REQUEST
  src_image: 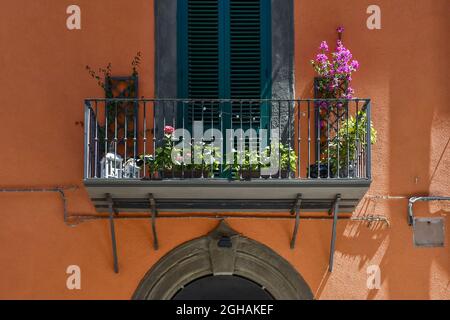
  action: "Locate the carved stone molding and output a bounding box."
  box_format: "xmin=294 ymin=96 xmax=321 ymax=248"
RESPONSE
xmin=132 ymin=221 xmax=313 ymax=300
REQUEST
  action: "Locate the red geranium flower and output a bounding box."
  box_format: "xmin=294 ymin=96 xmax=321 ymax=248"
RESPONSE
xmin=164 ymin=126 xmax=175 ymax=135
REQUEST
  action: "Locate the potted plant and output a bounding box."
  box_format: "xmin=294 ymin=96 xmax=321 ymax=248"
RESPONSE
xmin=181 ymin=142 xmax=221 ymax=178
xmin=260 ymin=143 xmax=297 ymax=179
xmin=328 ymin=110 xmax=377 ymax=178
xmin=155 ymin=125 xmax=179 ymax=179
xmin=308 ymin=27 xmax=377 ymax=178
xmin=228 ymin=148 xmax=261 ymax=180
xmin=139 ymin=126 xmax=176 ymax=179
xmin=228 ymin=143 xmax=297 ymax=180
xmin=140 ymin=126 xmax=222 ymax=179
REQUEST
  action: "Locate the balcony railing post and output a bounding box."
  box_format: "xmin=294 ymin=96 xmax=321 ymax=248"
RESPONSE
xmin=316 ymin=100 xmax=321 ymax=178
xmin=297 ymin=100 xmax=301 ymax=179
xmin=366 ymin=100 xmax=372 ymax=179
xmin=84 ymin=100 xmax=92 ymax=180
xmin=355 ymin=100 xmax=360 ymax=178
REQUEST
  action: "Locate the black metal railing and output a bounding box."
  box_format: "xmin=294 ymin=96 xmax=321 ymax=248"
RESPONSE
xmin=84 ymin=99 xmax=372 ymax=181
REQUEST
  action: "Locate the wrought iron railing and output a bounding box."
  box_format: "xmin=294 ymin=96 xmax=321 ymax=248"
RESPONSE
xmin=84 ymin=99 xmax=372 ymax=181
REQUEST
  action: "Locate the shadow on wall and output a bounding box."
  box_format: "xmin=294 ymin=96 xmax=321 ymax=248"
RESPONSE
xmin=385 ymin=0 xmax=450 ymax=299
xmin=313 ymin=197 xmax=390 ymax=299
xmin=311 ymin=198 xmax=449 ymax=300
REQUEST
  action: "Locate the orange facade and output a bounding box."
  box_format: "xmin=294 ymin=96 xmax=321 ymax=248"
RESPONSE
xmin=0 ymin=0 xmax=448 ymax=299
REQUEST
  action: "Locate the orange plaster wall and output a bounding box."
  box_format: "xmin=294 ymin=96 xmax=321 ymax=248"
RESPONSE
xmin=0 ymin=0 xmax=449 ymax=300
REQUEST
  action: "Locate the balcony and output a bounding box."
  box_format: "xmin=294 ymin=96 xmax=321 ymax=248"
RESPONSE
xmin=83 ymin=98 xmax=372 ymax=214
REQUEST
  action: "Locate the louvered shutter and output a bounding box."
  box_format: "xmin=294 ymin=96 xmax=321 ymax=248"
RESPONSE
xmin=187 ymin=0 xmax=220 ymax=125
xmin=178 ymin=0 xmax=271 ymax=130
xmin=230 ymin=0 xmax=271 ymax=130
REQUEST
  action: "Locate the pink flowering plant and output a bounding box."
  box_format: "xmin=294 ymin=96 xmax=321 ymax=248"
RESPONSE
xmin=155 ymin=126 xmax=179 ymax=171
xmin=310 ymin=27 xmax=377 ymax=177
xmin=140 ymin=126 xmax=178 ymax=176
xmin=311 ymin=31 xmax=359 ymax=99
xmin=311 ymin=27 xmax=361 ymax=161
xmin=312 ymin=27 xmax=361 ymax=152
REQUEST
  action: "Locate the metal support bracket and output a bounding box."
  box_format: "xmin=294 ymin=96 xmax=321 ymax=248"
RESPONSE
xmin=290 ymin=194 xmax=303 ymax=249
xmin=149 ymin=193 xmax=159 ymax=250
xmin=106 ymin=193 xmax=119 ymax=274
xmin=329 ymin=194 xmax=341 ymax=272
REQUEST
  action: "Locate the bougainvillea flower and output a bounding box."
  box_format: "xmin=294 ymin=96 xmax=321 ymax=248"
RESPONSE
xmin=319 ymin=41 xmax=329 ymax=52
xmin=311 ymin=30 xmax=359 ymax=99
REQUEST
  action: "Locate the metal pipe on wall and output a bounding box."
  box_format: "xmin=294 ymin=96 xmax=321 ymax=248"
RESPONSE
xmin=66 ymin=212 xmax=391 ymax=227
xmin=408 ymin=196 xmax=450 ymax=226
xmin=0 ymin=186 xmax=78 ymax=227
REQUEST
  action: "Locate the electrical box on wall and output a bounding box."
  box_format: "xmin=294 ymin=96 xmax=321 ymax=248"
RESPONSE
xmin=413 ymin=218 xmax=445 ymax=248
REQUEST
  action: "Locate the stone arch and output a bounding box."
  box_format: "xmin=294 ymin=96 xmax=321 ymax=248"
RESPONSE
xmin=132 ymin=221 xmax=313 ymax=300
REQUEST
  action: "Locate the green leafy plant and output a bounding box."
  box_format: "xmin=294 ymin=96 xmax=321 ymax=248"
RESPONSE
xmin=187 ymin=143 xmax=222 ymax=177
xmin=229 ymin=143 xmax=298 ymax=179
xmin=327 ymin=110 xmax=377 ymax=177
xmin=85 ymin=51 xmax=141 ymax=96
xmin=141 ymin=126 xmax=179 ymax=174
xmin=86 ymin=52 xmax=142 ymax=158
xmin=279 ymin=143 xmax=298 ymax=172
xmin=171 ymin=141 xmax=222 ymax=177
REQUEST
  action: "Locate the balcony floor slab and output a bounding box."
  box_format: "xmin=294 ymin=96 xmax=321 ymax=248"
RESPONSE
xmin=84 ymin=179 xmax=371 ymax=213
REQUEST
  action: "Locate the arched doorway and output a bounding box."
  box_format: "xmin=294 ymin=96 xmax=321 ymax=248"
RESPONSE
xmin=133 ymin=221 xmax=313 ymax=300
xmin=173 ymin=275 xmax=273 ymax=300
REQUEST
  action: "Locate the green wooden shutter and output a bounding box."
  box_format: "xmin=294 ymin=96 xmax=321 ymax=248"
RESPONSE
xmin=178 ymin=0 xmax=271 ymax=130
xmin=230 ymin=0 xmax=271 ymax=131
xmin=178 ymin=0 xmax=221 ymax=126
